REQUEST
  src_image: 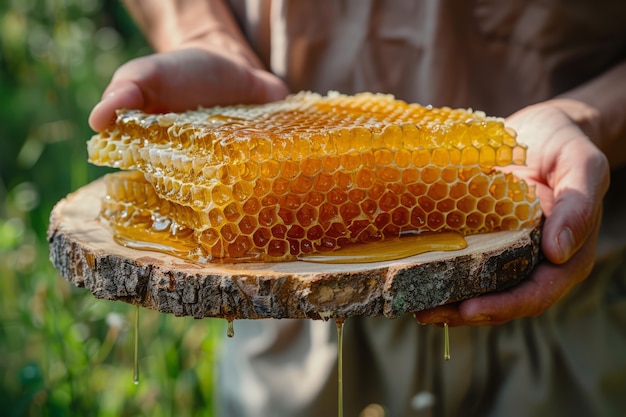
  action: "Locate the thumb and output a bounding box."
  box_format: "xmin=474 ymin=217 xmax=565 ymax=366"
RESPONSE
xmin=539 ymin=132 xmax=609 ymax=265
xmin=88 ymin=82 xmax=144 ymax=132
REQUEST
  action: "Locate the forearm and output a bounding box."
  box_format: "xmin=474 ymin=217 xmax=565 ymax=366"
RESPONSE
xmin=551 ymin=60 xmax=626 ymax=169
xmin=123 ymin=0 xmax=263 ymax=69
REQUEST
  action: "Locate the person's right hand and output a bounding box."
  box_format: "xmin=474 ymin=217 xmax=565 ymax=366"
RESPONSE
xmin=89 ymin=48 xmax=289 ymax=132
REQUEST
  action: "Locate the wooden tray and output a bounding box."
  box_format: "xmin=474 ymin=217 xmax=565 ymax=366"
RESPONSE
xmin=48 ymin=179 xmax=541 ymax=320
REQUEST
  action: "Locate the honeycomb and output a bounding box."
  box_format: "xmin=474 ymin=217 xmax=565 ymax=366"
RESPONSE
xmin=89 ymin=92 xmax=541 ymax=263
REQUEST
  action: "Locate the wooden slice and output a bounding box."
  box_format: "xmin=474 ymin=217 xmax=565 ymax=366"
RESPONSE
xmin=48 ymin=179 xmax=542 ymax=320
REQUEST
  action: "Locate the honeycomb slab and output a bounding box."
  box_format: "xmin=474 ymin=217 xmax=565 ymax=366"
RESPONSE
xmin=88 ymin=92 xmax=541 ymax=262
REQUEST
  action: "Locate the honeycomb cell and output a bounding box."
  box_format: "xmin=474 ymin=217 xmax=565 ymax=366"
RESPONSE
xmin=410 ymin=206 xmax=427 ymax=227
xmin=377 ymin=166 xmax=401 ymax=182
xmin=431 ymin=148 xmax=450 ymax=166
xmin=287 ymin=225 xmax=306 ymax=239
xmin=253 ymin=178 xmax=271 ymax=198
xmin=348 ymin=188 xmax=367 ymax=203
xmin=238 ymin=215 xmax=257 ymax=234
xmin=328 ymin=188 xmax=348 ymax=205
xmin=465 ymin=212 xmax=484 ymax=230
xmin=401 ymin=168 xmax=420 ymax=184
xmin=440 ymin=167 xmax=458 ymax=183
xmin=296 ymin=204 xmax=317 ymax=227
xmin=374 ymin=212 xmax=391 ymax=229
xmin=314 ymin=172 xmax=334 ymax=192
xmin=272 ymin=177 xmax=290 ymax=195
xmin=333 ymin=171 xmax=353 ymax=190
xmin=400 ymin=192 xmax=417 ymax=208
xmin=437 ymin=198 xmax=455 ymax=212
xmin=449 ymin=182 xmax=468 ymax=199
xmin=223 ymin=202 xmax=241 ymax=222
xmin=382 ymin=224 xmax=401 ymax=238
xmin=260 ymin=160 xmax=280 ymax=179
xmin=495 ymin=200 xmax=514 ymax=216
xmin=290 ymin=175 xmax=313 ymax=194
xmin=279 ymin=194 xmax=302 ymax=211
xmin=515 ymin=204 xmax=530 ymax=221
xmin=407 ymin=182 xmax=428 ymax=197
xmin=394 ymin=149 xmax=412 ymax=168
xmin=380 ymin=191 xmax=400 ymax=211
xmin=242 ymin=197 xmax=261 ymax=215
xmin=301 ymin=158 xmax=322 ymax=176
xmin=208 ymin=208 xmax=224 ymax=227
xmin=253 ymin=227 xmax=271 ymax=247
xmin=490 ymin=177 xmax=507 ymax=200
xmin=258 ymin=206 xmax=277 ymax=227
xmin=340 ymin=152 xmax=362 ymax=171
xmin=322 ymin=155 xmax=341 ymax=174
xmin=456 ymin=196 xmax=476 ymax=213
xmin=232 ymin=181 xmax=253 ymax=202
xmin=368 ymin=183 xmax=386 ymax=200
xmin=418 ymin=195 xmax=436 ymax=212
xmin=267 ymin=239 xmax=288 ymax=258
xmin=477 ymin=197 xmax=495 ymax=213
xmin=496 ymin=145 xmax=513 ymax=166
xmin=427 ymin=211 xmax=445 ymax=230
xmin=327 ymin=222 xmax=348 ymax=238
xmin=307 ymin=225 xmax=325 ymax=241
xmin=428 ymin=182 xmax=449 ymax=201
xmin=221 ymin=223 xmax=239 ymax=242
xmin=501 ymin=216 xmax=520 ymax=230
xmin=306 ymin=191 xmax=325 ymax=207
xmin=340 ymin=202 xmax=361 ymax=223
xmin=446 ymin=211 xmax=465 ymax=229
xmin=272 ymin=224 xmax=287 ymax=239
xmin=421 ymin=166 xmax=440 ymax=184
xmin=412 ymin=149 xmax=431 ymax=168
xmin=360 ymin=199 xmax=378 ymax=218
xmin=469 ymin=176 xmax=490 ymax=197
xmin=391 ymin=207 xmax=410 ymax=226
xmin=319 ymin=203 xmax=338 ymax=224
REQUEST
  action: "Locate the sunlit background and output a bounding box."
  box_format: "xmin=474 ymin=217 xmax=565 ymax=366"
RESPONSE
xmin=1 ymin=1 xmax=223 ymax=415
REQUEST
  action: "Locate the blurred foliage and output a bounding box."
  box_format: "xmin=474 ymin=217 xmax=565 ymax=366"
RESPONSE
xmin=0 ymin=1 xmax=223 ymax=416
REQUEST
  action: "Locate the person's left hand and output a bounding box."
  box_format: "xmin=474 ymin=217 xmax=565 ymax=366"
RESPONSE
xmin=414 ymin=101 xmax=610 ymax=326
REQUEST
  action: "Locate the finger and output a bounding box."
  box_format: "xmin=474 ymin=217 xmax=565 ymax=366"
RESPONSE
xmin=88 ymin=50 xmax=289 ymax=132
xmin=540 ymin=145 xmax=608 ymax=264
xmin=458 ymin=209 xmax=601 ymax=325
xmin=88 ymin=82 xmax=144 ymax=132
xmin=413 ymin=304 xmax=465 ymax=327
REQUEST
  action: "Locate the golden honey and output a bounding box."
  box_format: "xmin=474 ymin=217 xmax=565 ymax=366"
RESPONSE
xmin=90 ymin=92 xmax=541 ymax=263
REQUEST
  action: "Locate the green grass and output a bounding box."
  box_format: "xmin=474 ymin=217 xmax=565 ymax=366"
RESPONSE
xmin=0 ymin=2 xmax=222 ymax=415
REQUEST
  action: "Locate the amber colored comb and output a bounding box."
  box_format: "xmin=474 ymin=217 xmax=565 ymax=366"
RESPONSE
xmin=88 ymin=92 xmax=540 ymax=262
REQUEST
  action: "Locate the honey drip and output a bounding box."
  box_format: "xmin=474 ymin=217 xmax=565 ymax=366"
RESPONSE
xmin=336 ymin=319 xmax=345 ymax=417
xmin=133 ymin=305 xmax=140 ymax=385
xmin=443 ymin=322 xmax=450 ymax=361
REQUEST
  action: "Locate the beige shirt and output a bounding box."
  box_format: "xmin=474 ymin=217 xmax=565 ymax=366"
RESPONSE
xmin=230 ymin=0 xmax=626 ymax=116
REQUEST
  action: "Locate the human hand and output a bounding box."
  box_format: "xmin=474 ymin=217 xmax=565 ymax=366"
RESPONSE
xmin=89 ymin=48 xmax=289 ymax=132
xmin=414 ymin=101 xmax=610 ymax=326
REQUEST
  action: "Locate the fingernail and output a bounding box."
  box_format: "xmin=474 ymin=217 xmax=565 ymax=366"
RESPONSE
xmin=102 ymin=90 xmax=120 ymax=101
xmin=557 ymin=227 xmax=575 ymax=260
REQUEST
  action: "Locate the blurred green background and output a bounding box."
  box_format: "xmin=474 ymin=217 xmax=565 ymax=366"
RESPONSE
xmin=0 ymin=1 xmax=222 ymax=415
